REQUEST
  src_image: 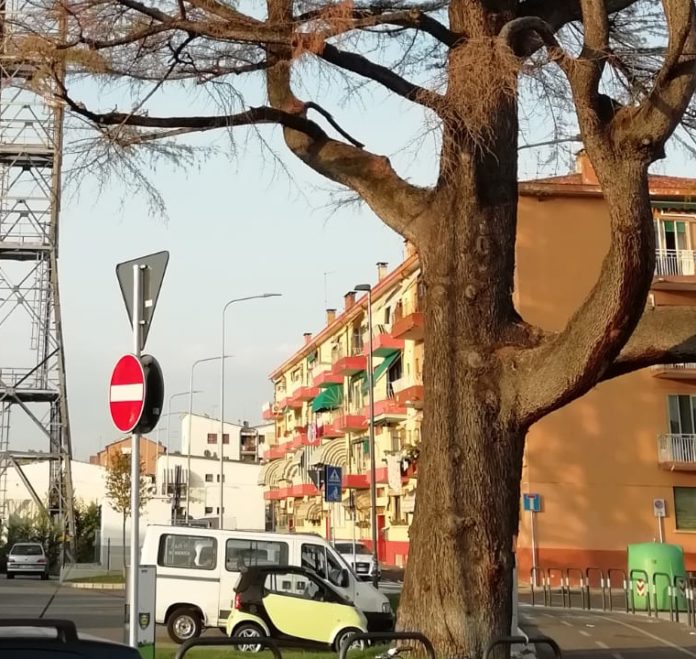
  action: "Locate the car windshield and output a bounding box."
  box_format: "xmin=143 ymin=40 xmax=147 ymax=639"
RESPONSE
xmin=11 ymin=545 xmax=43 ymax=556
xmin=335 ymin=543 xmax=369 ymax=554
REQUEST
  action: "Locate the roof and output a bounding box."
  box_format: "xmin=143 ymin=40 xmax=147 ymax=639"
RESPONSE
xmin=520 ymin=172 xmax=696 ymax=198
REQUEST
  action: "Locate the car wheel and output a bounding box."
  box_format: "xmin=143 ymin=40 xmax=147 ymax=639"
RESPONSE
xmin=40 ymin=573 xmax=49 ymax=581
xmin=6 ymin=574 xmax=14 ymax=580
xmin=166 ymin=607 xmax=202 ymax=644
xmin=233 ymin=622 xmax=265 ymax=652
xmin=334 ymin=627 xmax=365 ymax=653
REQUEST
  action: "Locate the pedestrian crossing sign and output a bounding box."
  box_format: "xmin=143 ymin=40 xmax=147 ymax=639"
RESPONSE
xmin=324 ymin=465 xmax=342 ymax=502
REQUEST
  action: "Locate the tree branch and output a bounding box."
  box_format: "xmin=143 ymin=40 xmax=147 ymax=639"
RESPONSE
xmin=602 ymin=306 xmax=696 ymax=381
xmin=517 ymin=0 xmax=641 ymax=32
xmin=266 ymin=0 xmax=432 ymax=244
xmin=318 ymin=43 xmax=442 ymax=111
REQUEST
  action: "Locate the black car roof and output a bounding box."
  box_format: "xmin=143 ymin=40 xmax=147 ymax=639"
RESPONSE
xmin=236 ymin=565 xmax=351 ymax=603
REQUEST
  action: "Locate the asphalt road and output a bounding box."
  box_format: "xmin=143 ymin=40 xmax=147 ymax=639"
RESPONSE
xmin=521 ymin=604 xmax=696 ymax=658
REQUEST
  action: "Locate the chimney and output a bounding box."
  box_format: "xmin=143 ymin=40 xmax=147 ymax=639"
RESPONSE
xmin=326 ymin=308 xmax=336 ymax=324
xmin=303 ymin=332 xmax=312 ymax=345
xmin=344 ymin=291 xmax=356 ymax=311
xmin=404 ymin=240 xmax=416 ymax=258
xmin=377 ymin=262 xmax=388 ymax=281
xmin=576 ymin=149 xmax=598 ymax=185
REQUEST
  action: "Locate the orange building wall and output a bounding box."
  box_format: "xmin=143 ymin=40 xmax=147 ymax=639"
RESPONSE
xmin=516 ymin=195 xmax=696 ymax=576
xmin=94 ymin=436 xmax=163 ymax=476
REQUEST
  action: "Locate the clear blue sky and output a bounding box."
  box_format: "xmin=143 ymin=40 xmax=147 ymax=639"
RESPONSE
xmin=8 ymin=57 xmax=690 ymax=461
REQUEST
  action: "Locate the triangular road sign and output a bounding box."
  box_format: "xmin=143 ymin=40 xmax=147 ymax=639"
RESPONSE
xmin=328 ymin=467 xmax=341 ymax=484
xmin=116 ymin=251 xmax=169 ymax=351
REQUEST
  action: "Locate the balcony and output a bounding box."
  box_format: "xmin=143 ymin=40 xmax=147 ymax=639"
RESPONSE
xmin=658 ymin=434 xmax=696 ymax=471
xmin=391 ymin=301 xmax=424 ymax=341
xmin=263 ymin=444 xmax=285 ymax=461
xmin=336 ymin=413 xmax=368 ymax=433
xmin=290 ymin=483 xmax=319 ymax=497
xmin=392 ymin=375 xmax=424 ymax=408
xmin=285 ymin=395 xmax=303 ymax=410
xmin=365 ymin=333 xmax=404 ymax=358
xmin=343 ymin=473 xmax=369 ymax=489
xmin=653 ymin=249 xmax=696 ymax=290
xmin=333 ymin=355 xmax=367 ymax=377
xmin=371 ymin=398 xmax=408 ymax=423
xmin=294 ymin=386 xmax=320 ymax=401
xmin=262 ymin=401 xmax=283 ymax=421
xmin=652 ymin=363 xmax=696 ymax=380
xmin=316 ymin=422 xmax=345 ymax=439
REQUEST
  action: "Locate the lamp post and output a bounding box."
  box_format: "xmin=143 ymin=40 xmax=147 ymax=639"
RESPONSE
xmin=186 ymin=356 xmax=231 ymax=522
xmin=219 ymin=293 xmax=281 ymax=528
xmin=354 ymin=283 xmax=379 ymax=588
xmin=165 ymin=391 xmax=201 ymax=498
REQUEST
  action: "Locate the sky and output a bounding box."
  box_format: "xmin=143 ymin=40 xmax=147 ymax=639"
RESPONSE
xmin=4 ymin=22 xmax=691 ymax=462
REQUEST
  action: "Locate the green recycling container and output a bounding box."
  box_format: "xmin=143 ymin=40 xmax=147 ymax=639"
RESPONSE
xmin=627 ymin=542 xmax=688 ymax=612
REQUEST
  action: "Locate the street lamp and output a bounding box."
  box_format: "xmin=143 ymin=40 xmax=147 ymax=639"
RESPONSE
xmin=164 ymin=391 xmax=201 ymax=495
xmin=219 ymin=293 xmax=282 ymax=528
xmin=354 ymin=283 xmax=379 ymax=588
xmin=186 ymin=355 xmax=232 ymax=521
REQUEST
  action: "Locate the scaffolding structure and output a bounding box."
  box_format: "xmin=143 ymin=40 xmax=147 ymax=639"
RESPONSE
xmin=0 ymin=0 xmax=75 ymax=547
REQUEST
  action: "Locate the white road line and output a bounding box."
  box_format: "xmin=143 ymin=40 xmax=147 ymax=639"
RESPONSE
xmin=597 ymin=614 xmax=696 ymax=658
xmin=579 ymin=630 xmax=591 ymax=637
xmin=595 ymin=641 xmax=609 ymax=649
xmin=560 ymin=620 xmax=573 ymax=627
xmin=612 ymin=653 xmax=625 ymax=659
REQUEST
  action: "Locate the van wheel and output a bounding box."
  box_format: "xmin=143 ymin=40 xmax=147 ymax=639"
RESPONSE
xmin=6 ymin=574 xmax=14 ymax=580
xmin=233 ymin=622 xmax=265 ymax=652
xmin=167 ymin=607 xmax=202 ymax=644
xmin=334 ymin=627 xmax=365 ymax=652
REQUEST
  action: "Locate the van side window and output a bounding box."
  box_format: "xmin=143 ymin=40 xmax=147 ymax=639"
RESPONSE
xmin=225 ymin=539 xmax=289 ymax=572
xmin=300 ymin=543 xmax=344 ymax=587
xmin=157 ymin=534 xmax=217 ymax=570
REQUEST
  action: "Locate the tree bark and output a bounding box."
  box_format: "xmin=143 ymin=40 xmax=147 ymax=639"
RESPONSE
xmin=397 ymin=251 xmax=525 ymax=659
xmin=122 ymin=512 xmax=127 ymax=575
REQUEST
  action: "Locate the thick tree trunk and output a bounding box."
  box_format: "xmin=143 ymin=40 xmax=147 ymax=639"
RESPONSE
xmin=396 ymin=269 xmax=525 ymax=658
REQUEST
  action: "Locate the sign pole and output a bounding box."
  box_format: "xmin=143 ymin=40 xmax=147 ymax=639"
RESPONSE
xmin=530 ymin=509 xmax=537 ymax=585
xmin=129 ymin=263 xmax=143 ymax=648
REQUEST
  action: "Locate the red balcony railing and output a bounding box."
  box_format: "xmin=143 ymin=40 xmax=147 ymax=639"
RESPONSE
xmin=336 ymin=413 xmax=368 ymax=433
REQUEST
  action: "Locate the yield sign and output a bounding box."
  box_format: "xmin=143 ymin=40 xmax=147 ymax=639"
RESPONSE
xmin=116 ymin=251 xmax=169 ymax=351
xmin=109 ymin=354 xmax=146 ymax=433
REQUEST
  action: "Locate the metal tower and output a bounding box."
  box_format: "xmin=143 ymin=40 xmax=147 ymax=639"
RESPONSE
xmin=0 ymin=0 xmax=75 ymax=547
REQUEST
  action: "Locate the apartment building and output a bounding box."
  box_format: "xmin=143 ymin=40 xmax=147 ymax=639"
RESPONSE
xmin=89 ymin=435 xmax=163 ymax=477
xmin=260 ymin=153 xmax=696 ymax=572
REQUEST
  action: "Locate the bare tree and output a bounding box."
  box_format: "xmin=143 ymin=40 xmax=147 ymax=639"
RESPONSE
xmin=10 ymin=0 xmax=696 ymax=656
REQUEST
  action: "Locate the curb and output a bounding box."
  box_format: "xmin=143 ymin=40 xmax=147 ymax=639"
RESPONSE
xmin=63 ymin=582 xmax=125 ymax=590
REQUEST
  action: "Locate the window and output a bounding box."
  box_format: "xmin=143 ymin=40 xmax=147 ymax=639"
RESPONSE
xmin=207 ymin=433 xmax=217 ymax=444
xmin=675 ymin=487 xmax=696 ymax=530
xmin=222 ymin=433 xmax=230 ymax=445
xmin=655 ymin=218 xmax=695 ymax=276
xmin=216 ymin=474 xmax=225 ymax=482
xmin=300 ymin=543 xmax=345 ymax=588
xmin=263 ymin=570 xmax=327 ymax=601
xmin=391 ymin=495 xmax=402 ymax=522
xmin=157 ymin=534 xmax=217 ymax=570
xmin=204 ymin=506 xmax=213 ymax=514
xmin=205 ymin=474 xmax=213 ymax=482
xmin=225 ymin=538 xmax=289 ymax=572
xmin=667 ymin=395 xmax=696 ymax=435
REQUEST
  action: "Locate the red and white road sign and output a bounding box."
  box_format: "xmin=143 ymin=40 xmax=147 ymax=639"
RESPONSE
xmin=109 ymin=354 xmax=146 ymax=433
xmin=636 ymin=579 xmax=646 ymax=597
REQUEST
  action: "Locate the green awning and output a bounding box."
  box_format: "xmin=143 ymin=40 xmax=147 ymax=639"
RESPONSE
xmin=312 ymin=383 xmax=343 ymax=413
xmin=307 ymin=351 xmax=318 ymax=365
xmin=653 ymin=201 xmax=696 ymax=212
xmin=362 ymin=352 xmax=400 ymax=395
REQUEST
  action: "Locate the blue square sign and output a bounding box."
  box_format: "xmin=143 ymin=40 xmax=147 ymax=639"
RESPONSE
xmin=523 ymin=493 xmax=541 ymax=513
xmin=324 ymin=465 xmax=342 ymax=503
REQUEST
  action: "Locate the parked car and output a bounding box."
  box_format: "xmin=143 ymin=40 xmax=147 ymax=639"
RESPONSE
xmin=6 ymin=543 xmax=49 ymax=580
xmin=225 ymin=565 xmax=367 ymax=652
xmin=333 ymin=542 xmax=380 ymax=582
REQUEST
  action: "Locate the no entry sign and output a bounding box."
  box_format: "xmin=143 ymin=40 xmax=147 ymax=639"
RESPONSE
xmin=109 ymin=354 xmax=146 ymax=433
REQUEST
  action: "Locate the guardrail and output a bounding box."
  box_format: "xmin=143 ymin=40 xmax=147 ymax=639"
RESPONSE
xmin=526 ymin=565 xmax=696 ymax=627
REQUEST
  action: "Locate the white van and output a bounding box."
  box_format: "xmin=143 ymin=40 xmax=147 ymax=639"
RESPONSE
xmin=141 ymin=525 xmax=394 ymax=644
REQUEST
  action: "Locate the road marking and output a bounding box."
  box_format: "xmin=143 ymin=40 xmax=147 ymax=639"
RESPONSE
xmin=595 ymin=641 xmax=609 ymax=649
xmin=560 ymin=620 xmax=573 ymax=627
xmin=579 ymin=630 xmax=591 ymax=637
xmin=612 ymin=653 xmax=624 ymax=659
xmin=597 ymin=614 xmax=696 ymax=658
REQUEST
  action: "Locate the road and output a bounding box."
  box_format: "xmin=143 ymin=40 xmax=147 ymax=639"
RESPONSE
xmin=521 ymin=605 xmax=696 ymax=658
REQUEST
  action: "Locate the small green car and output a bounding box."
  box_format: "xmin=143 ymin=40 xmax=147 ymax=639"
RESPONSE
xmin=226 ymin=565 xmax=368 ymax=652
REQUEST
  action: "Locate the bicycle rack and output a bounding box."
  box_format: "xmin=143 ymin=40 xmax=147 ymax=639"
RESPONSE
xmin=652 ymin=571 xmax=674 ymax=621
xmin=175 ymin=635 xmax=283 ymax=659
xmin=546 ymin=568 xmax=566 ymax=607
xmin=338 ymin=632 xmax=435 ymax=659
xmin=565 ymin=568 xmax=586 ymax=609
xmin=585 ymin=567 xmax=607 ymax=611
xmin=530 ymin=567 xmax=543 ymax=606
xmin=629 ymin=569 xmax=651 ymax=617
xmin=607 ymin=568 xmax=629 ymax=613
xmin=673 ymin=574 xmax=689 ymax=624
xmin=484 ymin=635 xmax=562 ymax=659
